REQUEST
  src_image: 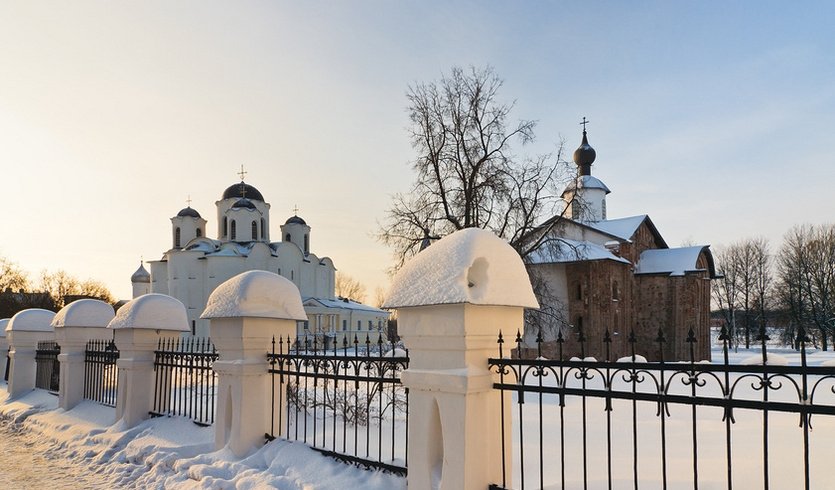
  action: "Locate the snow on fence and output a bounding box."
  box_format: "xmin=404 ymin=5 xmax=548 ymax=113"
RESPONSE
xmin=489 ymin=325 xmax=835 ymax=490
xmin=83 ymin=339 xmax=119 ymax=407
xmin=151 ymin=337 xmax=219 ymax=426
xmin=34 ymin=340 xmax=60 ymax=392
xmin=266 ymin=334 xmax=409 ymax=475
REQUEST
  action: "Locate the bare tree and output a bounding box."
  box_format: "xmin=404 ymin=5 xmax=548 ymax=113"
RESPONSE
xmin=712 ymin=245 xmax=740 ymax=347
xmin=0 ymin=256 xmax=29 ymax=292
xmin=40 ymin=269 xmax=114 ymax=309
xmin=335 ymin=273 xmax=367 ymax=303
xmin=378 ymin=65 xmax=573 ymax=269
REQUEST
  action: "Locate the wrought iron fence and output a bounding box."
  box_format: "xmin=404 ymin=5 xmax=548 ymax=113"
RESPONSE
xmin=151 ymin=337 xmax=218 ymax=426
xmin=266 ymin=334 xmax=409 ymax=476
xmin=4 ymin=347 xmax=9 ymax=382
xmin=488 ymin=325 xmax=835 ymax=490
xmin=35 ymin=340 xmax=60 ymax=392
xmin=84 ymin=339 xmax=119 ymax=406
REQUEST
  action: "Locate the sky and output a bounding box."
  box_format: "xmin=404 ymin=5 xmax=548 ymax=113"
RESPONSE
xmin=1 ymin=1 xmax=834 ymax=301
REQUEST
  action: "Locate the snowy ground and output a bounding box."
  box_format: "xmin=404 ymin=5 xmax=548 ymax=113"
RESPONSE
xmin=0 ymin=387 xmax=405 ymax=489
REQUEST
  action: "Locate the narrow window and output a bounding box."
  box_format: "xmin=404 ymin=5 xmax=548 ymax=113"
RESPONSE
xmin=342 ymin=320 xmax=347 ymax=331
xmin=278 ymin=268 xmax=281 ymax=276
xmin=251 ymin=220 xmax=257 ymax=240
xmin=575 ymin=283 xmax=583 ymax=301
xmin=368 ymin=320 xmax=372 ymax=330
xmin=612 ymin=281 xmax=619 ymax=301
xmin=261 ymin=218 xmax=266 ymax=239
xmin=196 ymin=228 xmax=202 ymax=238
xmin=303 ymin=321 xmax=309 ymax=330
xmin=304 ymin=234 xmax=309 ymax=253
xmin=357 ymin=320 xmax=361 ymax=330
xmin=291 ymin=270 xmax=294 ymax=280
xmin=285 ymin=233 xmax=291 ymax=242
xmin=230 ymin=220 xmax=237 ymax=240
xmin=175 ymin=227 xmax=181 ymax=248
xmin=223 ymin=217 xmax=228 ymax=237
xmin=191 ymin=320 xmax=196 ymax=336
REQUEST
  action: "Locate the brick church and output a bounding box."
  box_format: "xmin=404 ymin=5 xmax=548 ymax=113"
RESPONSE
xmin=521 ymin=124 xmax=716 ymax=362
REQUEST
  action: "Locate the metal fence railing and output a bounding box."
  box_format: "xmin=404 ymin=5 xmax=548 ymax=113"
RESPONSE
xmin=488 ymin=325 xmax=835 ymax=490
xmin=35 ymin=340 xmax=60 ymax=392
xmin=151 ymin=337 xmax=218 ymax=426
xmin=84 ymin=339 xmax=119 ymax=407
xmin=267 ymin=334 xmax=409 ymax=475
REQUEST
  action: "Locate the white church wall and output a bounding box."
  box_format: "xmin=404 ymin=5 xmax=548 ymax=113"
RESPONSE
xmin=149 ymin=261 xmax=169 ymax=295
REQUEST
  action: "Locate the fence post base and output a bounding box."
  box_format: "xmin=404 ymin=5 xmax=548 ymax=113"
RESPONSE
xmin=55 ymin=323 xmax=113 ymax=411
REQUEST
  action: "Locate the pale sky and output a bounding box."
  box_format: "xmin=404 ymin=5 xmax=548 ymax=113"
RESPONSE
xmin=1 ymin=1 xmax=834 ymax=300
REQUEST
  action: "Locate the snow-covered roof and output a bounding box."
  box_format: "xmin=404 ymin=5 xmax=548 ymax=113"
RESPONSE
xmin=307 ymin=297 xmax=389 ymax=315
xmin=527 ymin=238 xmax=631 ymax=265
xmin=52 ymin=299 xmax=115 ymax=328
xmin=201 ymin=270 xmax=307 ymax=321
xmin=636 ymin=246 xmax=715 ymax=277
xmin=0 ymin=319 xmax=8 ymax=337
xmin=108 ymin=294 xmax=189 ymax=331
xmin=562 ymin=175 xmax=611 ymax=197
xmin=384 ymin=228 xmax=539 ymax=309
xmin=587 ymin=215 xmax=647 ymax=241
xmin=7 ymin=308 xmax=56 ymax=332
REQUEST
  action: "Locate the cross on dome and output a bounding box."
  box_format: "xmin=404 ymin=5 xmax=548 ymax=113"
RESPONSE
xmin=237 ymin=164 xmax=248 ymax=181
xmin=580 ymin=116 xmax=590 ymax=132
xmin=186 ymin=195 xmax=192 ymax=207
xmin=293 ymin=204 xmax=300 ymax=216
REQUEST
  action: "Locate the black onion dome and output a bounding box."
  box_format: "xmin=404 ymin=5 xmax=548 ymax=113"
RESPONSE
xmin=222 ymin=182 xmax=264 ymax=201
xmin=573 ymin=131 xmax=597 ymax=166
xmin=573 ymin=130 xmax=597 ymax=176
xmin=285 ymin=216 xmax=307 ymax=225
xmin=232 ymin=198 xmax=257 ymax=210
xmin=177 ymin=207 xmax=201 ymax=218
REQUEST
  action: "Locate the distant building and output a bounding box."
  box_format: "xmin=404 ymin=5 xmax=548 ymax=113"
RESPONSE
xmin=131 ymin=176 xmax=388 ymax=345
xmin=521 ymin=127 xmax=716 ymax=361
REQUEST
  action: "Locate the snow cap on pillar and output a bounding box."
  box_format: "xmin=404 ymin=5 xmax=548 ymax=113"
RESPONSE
xmin=0 ymin=318 xmax=9 ymax=337
xmin=201 ymin=270 xmax=307 ymax=320
xmin=383 ymin=228 xmax=539 ymax=309
xmin=52 ymin=299 xmax=115 ymax=328
xmin=6 ymin=309 xmax=56 ymax=332
xmin=107 ymin=294 xmax=189 ymax=331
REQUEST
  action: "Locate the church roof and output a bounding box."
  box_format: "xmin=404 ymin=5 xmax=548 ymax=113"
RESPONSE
xmin=131 ymin=263 xmax=151 ymax=283
xmin=232 ymin=198 xmax=257 ymax=210
xmin=222 ymin=182 xmax=264 ymax=202
xmin=285 ymin=215 xmax=307 ymax=225
xmin=562 ymin=175 xmax=611 ymax=197
xmin=176 ymin=207 xmax=201 ymax=218
xmin=526 ymin=237 xmax=631 ymax=265
xmin=305 ymin=297 xmax=390 ymax=315
xmin=636 ymin=246 xmax=717 ymax=278
xmin=587 ymin=215 xmax=668 ymax=248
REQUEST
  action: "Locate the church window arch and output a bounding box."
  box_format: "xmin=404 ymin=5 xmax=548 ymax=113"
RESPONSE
xmin=304 ymin=234 xmax=309 ymax=254
xmin=285 ymin=233 xmax=291 ymax=242
xmin=612 ymin=280 xmax=619 ymax=301
xmin=223 ymin=217 xmax=228 ymax=237
xmin=231 ymin=220 xmax=237 ymax=240
xmin=196 ymin=228 xmax=202 ymax=238
xmin=251 ymin=220 xmax=257 ymax=240
xmin=261 ymin=219 xmax=266 ymax=239
xmin=175 ymin=227 xmax=181 ymax=248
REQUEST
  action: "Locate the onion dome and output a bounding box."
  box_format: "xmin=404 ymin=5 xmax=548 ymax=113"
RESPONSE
xmin=222 ymin=182 xmax=264 ymax=201
xmin=232 ymin=198 xmax=257 ymax=210
xmin=177 ymin=206 xmax=201 ymax=218
xmin=285 ymin=215 xmax=307 ymax=225
xmin=573 ymin=130 xmax=597 ymax=176
xmin=131 ymin=263 xmax=151 ymax=283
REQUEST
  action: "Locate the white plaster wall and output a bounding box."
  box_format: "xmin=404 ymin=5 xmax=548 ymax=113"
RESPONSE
xmin=149 ymin=261 xmax=169 ymax=295
xmin=279 ymin=222 xmax=310 ymax=254
xmin=171 ymin=216 xmax=207 ymax=249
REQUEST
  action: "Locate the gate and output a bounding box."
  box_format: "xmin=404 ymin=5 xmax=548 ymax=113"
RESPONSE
xmin=35 ymin=341 xmax=60 ymax=392
xmin=84 ymin=339 xmax=120 ymax=406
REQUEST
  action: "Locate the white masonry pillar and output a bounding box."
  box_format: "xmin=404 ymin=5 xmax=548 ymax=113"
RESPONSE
xmin=202 ymin=270 xmax=307 ymax=458
xmin=6 ymin=309 xmax=57 ymax=399
xmin=108 ymin=294 xmax=189 ymax=428
xmin=52 ymin=299 xmax=115 ymax=410
xmin=384 ymin=228 xmax=539 ymax=490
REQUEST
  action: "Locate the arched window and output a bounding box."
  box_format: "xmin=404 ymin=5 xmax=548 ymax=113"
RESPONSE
xmin=575 ymin=283 xmax=583 ymax=301
xmin=612 ymin=281 xmax=619 ymax=301
xmin=223 ymin=217 xmax=228 ymax=237
xmin=196 ymin=228 xmax=202 ymax=238
xmin=230 ymin=220 xmax=237 ymax=240
xmin=175 ymin=227 xmax=181 ymax=248
xmin=304 ymin=234 xmax=309 ymax=253
xmin=260 ymin=218 xmax=266 ymax=239
xmin=251 ymin=220 xmax=257 ymax=240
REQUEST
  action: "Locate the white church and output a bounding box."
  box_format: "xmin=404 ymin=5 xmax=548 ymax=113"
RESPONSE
xmin=130 ymin=177 xmax=389 ymax=346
